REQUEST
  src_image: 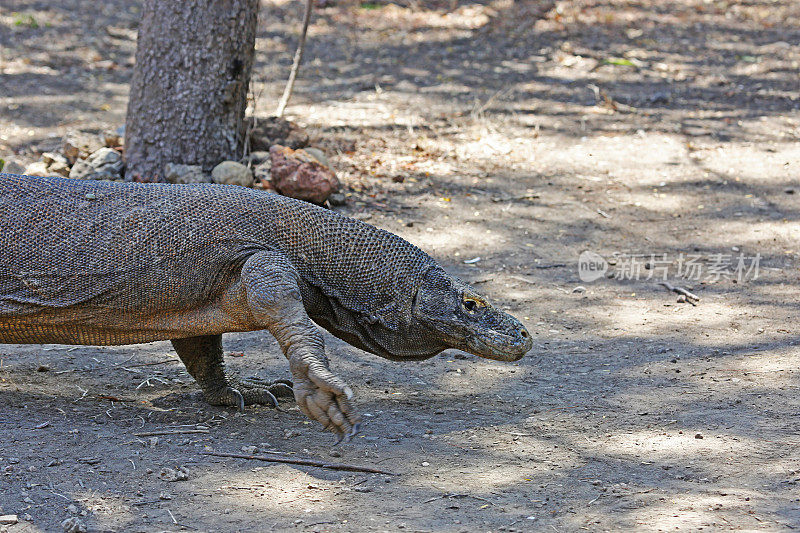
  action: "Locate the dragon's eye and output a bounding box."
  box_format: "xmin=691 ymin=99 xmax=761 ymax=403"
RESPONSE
xmin=462 ymin=297 xmax=484 ymax=313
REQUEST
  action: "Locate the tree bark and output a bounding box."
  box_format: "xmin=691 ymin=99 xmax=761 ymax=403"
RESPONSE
xmin=124 ymin=0 xmax=259 ymax=181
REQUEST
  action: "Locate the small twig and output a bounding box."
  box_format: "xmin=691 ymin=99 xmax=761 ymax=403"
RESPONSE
xmin=135 ymin=376 xmax=170 ymax=389
xmin=306 ymin=521 xmax=337 ymax=529
xmin=533 ymin=263 xmax=567 ymax=270
xmin=658 ymin=281 xmax=700 ymax=304
xmin=134 ymin=429 xmax=210 ymax=437
xmin=275 ymin=0 xmax=314 ymax=118
xmin=96 ymin=395 xmax=135 ymax=403
xmin=121 ymin=359 xmax=179 ymax=369
xmin=201 ymin=451 xmax=398 ymax=476
xmin=472 ymin=87 xmax=511 ymax=117
xmin=491 ymin=193 xmax=540 ymax=203
xmin=424 ymin=493 xmax=495 ymax=505
xmin=111 ymin=355 xmax=136 ymax=368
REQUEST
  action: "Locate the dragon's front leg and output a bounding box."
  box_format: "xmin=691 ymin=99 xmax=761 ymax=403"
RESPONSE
xmin=240 ymin=250 xmax=362 ymax=441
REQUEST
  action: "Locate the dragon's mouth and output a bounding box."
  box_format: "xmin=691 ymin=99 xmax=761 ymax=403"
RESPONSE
xmin=464 ymin=330 xmax=532 ymax=362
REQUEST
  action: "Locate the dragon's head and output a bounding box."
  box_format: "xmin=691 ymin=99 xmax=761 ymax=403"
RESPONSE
xmin=413 ymin=267 xmax=532 ymax=362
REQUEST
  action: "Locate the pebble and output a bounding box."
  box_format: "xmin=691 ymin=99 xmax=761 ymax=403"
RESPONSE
xmin=61 ymin=517 xmax=87 ymax=533
xmin=211 ymin=161 xmax=254 ymax=187
xmin=247 ymin=116 xmax=309 ymax=151
xmin=0 ymin=515 xmax=18 ymax=526
xmin=69 ymin=147 xmax=123 ymax=180
xmin=252 ymin=161 xmax=274 ymax=190
xmin=302 ymin=147 xmax=331 ymax=168
xmin=23 ymin=161 xmax=50 ymax=177
xmin=42 ymin=152 xmax=70 ymax=177
xmin=103 ymin=130 xmax=123 ymax=148
xmin=328 ymin=192 xmax=346 ymax=206
xmin=158 ymin=466 xmax=189 ymax=482
xmin=62 ymin=131 xmax=104 ymax=165
xmin=2 ymin=160 xmax=25 ymax=174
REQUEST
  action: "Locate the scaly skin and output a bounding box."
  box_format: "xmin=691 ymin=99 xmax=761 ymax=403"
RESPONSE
xmin=0 ymin=174 xmax=532 ymax=441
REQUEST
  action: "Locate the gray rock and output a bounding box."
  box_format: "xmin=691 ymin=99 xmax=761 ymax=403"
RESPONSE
xmin=89 ymin=147 xmax=122 ymax=168
xmin=328 ymin=192 xmax=346 ymax=206
xmin=159 ymin=466 xmax=189 ymax=482
xmin=61 ymin=517 xmax=86 ymax=533
xmin=69 ymin=148 xmax=123 ymax=180
xmin=24 ymin=161 xmax=51 ymax=177
xmin=211 ymin=161 xmax=253 ymax=187
xmin=2 ymin=160 xmax=25 ymax=174
xmin=303 ymin=147 xmax=331 ymax=168
xmin=62 ymin=131 xmax=104 ymax=165
xmin=164 ymin=163 xmax=211 ymax=185
xmin=68 ymin=159 xmax=92 ymax=179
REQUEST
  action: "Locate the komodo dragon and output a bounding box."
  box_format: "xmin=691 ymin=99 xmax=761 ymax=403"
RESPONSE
xmin=0 ymin=173 xmax=532 ymax=440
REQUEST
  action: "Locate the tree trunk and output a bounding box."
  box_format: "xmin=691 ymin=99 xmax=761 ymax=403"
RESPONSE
xmin=124 ymin=0 xmax=259 ymax=181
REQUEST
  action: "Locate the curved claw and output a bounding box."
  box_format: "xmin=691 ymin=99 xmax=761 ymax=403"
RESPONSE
xmin=231 ymin=388 xmax=245 ymax=413
xmin=268 ymin=383 xmax=295 ymax=399
xmin=262 ymin=390 xmax=279 ymax=409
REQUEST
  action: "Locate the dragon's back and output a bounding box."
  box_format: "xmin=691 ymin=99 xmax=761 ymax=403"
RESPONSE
xmin=0 ymin=173 xmax=436 ymax=329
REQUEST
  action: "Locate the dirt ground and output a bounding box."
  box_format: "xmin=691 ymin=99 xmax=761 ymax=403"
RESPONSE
xmin=2 ymin=0 xmax=800 ymax=531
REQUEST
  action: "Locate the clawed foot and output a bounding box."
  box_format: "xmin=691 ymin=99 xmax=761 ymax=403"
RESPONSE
xmin=202 ymin=377 xmax=294 ymax=412
xmin=292 ymin=361 xmax=362 ymax=443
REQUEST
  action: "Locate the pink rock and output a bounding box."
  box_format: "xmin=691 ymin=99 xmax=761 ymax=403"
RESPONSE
xmin=269 ymin=145 xmax=339 ymax=204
